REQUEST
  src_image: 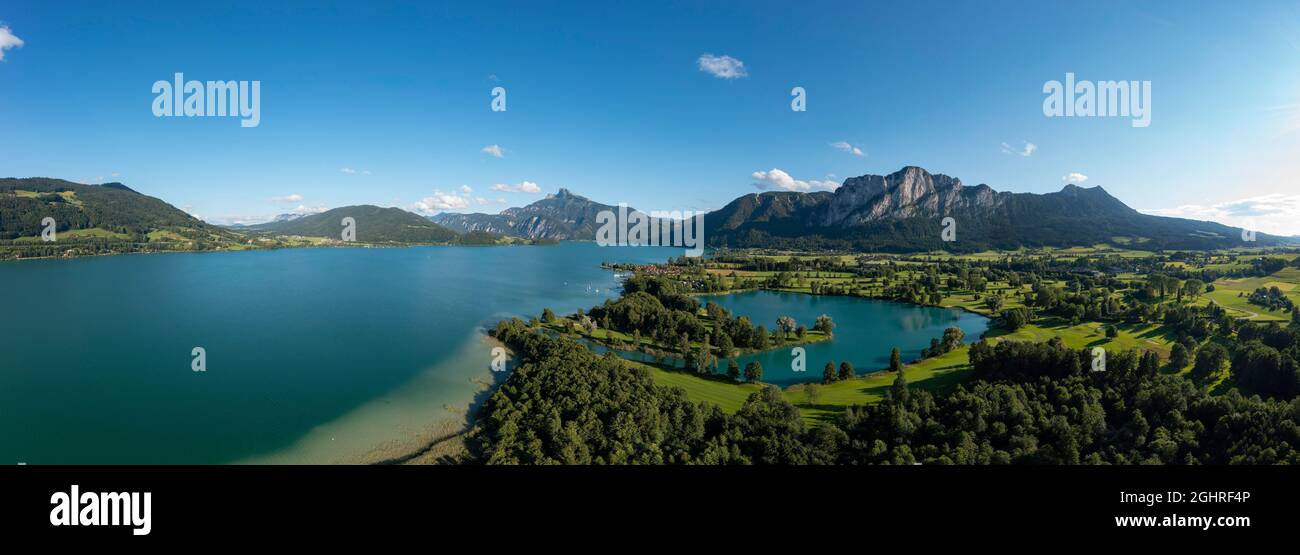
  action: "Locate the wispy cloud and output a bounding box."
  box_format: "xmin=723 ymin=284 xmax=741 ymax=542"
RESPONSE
xmin=270 ymin=194 xmax=304 ymax=203
xmin=481 ymin=144 xmax=505 ymax=158
xmin=490 ymin=181 xmax=541 ymax=193
xmin=1141 ymin=193 xmax=1300 ymax=236
xmin=287 ymin=204 xmax=327 ymax=216
xmin=697 ymin=54 xmax=747 ymax=79
xmin=751 ymin=169 xmax=839 ymax=192
xmin=460 ymin=185 xmax=473 ymax=194
xmin=1062 ymin=172 xmax=1088 ymax=184
xmin=412 ymin=191 xmax=471 ymax=213
xmin=340 ymin=167 xmax=372 ymax=175
xmin=1001 ymin=141 xmax=1038 ymax=157
xmin=0 ymin=26 xmax=23 ymax=62
xmin=830 ymin=141 xmax=865 ymax=157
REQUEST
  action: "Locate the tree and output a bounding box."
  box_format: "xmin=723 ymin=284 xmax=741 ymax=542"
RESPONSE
xmin=1183 ymin=279 xmax=1204 ymax=300
xmin=822 ymin=362 xmax=837 ymax=384
xmin=726 ymin=359 xmax=741 ymax=382
xmin=941 ymin=327 xmax=965 ymax=351
xmin=1232 ymin=340 xmax=1300 ymax=398
xmin=838 ymin=360 xmax=855 ymax=381
xmin=743 ymin=361 xmax=764 ymax=383
xmin=753 ymin=326 xmax=770 ymax=350
xmin=1001 ymin=308 xmax=1030 ymax=332
xmin=803 ymin=383 xmax=821 ymax=405
xmin=541 ymin=308 xmax=556 ymax=323
xmin=1191 ymin=343 xmax=1229 ymax=382
xmin=891 ymin=368 xmax=909 ymax=404
xmin=776 ymin=315 xmax=797 ymax=340
xmin=814 ymin=314 xmax=835 ymax=335
xmin=694 ymin=337 xmax=714 ymax=374
xmin=984 ymin=294 xmax=1003 ymax=312
xmin=1105 ymin=325 xmax=1118 ymax=338
xmin=1169 ymin=343 xmax=1190 ymax=370
xmin=716 ymin=332 xmax=734 ymax=360
xmin=889 ymin=347 xmax=902 ymax=373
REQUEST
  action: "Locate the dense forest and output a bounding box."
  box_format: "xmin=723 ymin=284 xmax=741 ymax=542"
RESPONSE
xmin=466 ymin=320 xmax=1299 ymax=464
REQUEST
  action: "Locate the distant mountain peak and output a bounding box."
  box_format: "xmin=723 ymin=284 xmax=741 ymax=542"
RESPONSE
xmin=432 ymin=188 xmax=632 ymax=240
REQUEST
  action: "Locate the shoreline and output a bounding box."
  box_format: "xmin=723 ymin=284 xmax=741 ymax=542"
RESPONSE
xmin=0 ymin=237 xmax=554 ymax=263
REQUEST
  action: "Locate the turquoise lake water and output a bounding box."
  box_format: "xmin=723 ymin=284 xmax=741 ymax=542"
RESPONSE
xmin=0 ymin=243 xmax=986 ymax=463
xmin=588 ymin=290 xmax=988 ymax=386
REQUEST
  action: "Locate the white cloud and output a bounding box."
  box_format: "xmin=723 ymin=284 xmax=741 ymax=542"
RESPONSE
xmin=340 ymin=167 xmax=372 ymax=175
xmin=830 ymin=141 xmax=865 ymax=157
xmin=697 ymin=54 xmax=748 ymax=79
xmin=490 ymin=181 xmax=541 ymax=193
xmin=0 ymin=26 xmax=23 ymax=62
xmin=270 ymin=194 xmax=304 ymax=203
xmin=1141 ymin=193 xmax=1300 ymax=237
xmin=751 ymin=169 xmax=840 ymax=192
xmin=460 ymin=185 xmax=473 ymax=194
xmin=1001 ymin=141 xmax=1038 ymax=157
xmin=412 ymin=191 xmax=471 ymax=214
xmin=1062 ymin=172 xmax=1088 ymax=184
xmin=481 ymin=144 xmax=505 ymax=158
xmin=288 ymin=204 xmax=327 ymax=215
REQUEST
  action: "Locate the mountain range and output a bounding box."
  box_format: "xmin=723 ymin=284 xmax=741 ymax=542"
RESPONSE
xmin=435 ymin=166 xmax=1291 ymax=252
xmin=4 ymin=167 xmax=1291 ymax=257
xmin=431 ymin=188 xmax=638 ymax=240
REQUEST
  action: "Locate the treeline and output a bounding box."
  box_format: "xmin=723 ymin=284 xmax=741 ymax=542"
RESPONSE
xmin=572 ymin=274 xmax=832 ymax=375
xmin=466 ymin=323 xmax=1299 ymax=465
xmin=471 ymin=318 xmax=839 ymax=464
xmin=838 ymin=338 xmax=1298 ymax=464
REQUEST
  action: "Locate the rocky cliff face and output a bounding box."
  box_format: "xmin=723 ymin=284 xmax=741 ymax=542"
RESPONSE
xmin=818 ymin=166 xmax=1006 ymax=226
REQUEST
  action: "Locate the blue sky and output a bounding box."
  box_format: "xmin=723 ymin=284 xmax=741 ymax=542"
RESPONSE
xmin=1 ymin=0 xmax=1299 ymax=233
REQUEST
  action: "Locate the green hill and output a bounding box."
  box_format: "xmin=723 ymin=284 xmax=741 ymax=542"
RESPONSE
xmin=1 ymin=177 xmax=241 ymax=258
xmin=247 ymin=205 xmax=457 ymax=244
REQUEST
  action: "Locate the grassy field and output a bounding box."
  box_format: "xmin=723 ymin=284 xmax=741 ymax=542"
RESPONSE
xmin=641 ymin=346 xmax=974 ymax=426
xmin=1201 ymin=267 xmax=1300 ymax=321
xmin=147 ymin=229 xmax=190 ymax=242
xmin=12 ymin=227 xmax=131 ymax=242
xmin=785 ymin=346 xmax=973 ymax=424
xmin=635 ymin=360 xmax=762 ymax=413
xmin=985 ymin=317 xmax=1175 ymax=358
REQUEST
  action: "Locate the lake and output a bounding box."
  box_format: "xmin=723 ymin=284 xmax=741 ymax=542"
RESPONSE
xmin=0 ymin=244 xmax=986 ymax=463
xmin=588 ymin=290 xmax=989 ymax=386
xmin=0 ymin=243 xmax=679 ymax=464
